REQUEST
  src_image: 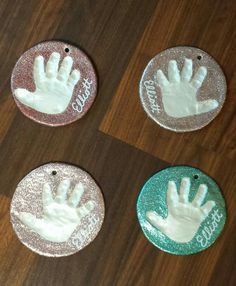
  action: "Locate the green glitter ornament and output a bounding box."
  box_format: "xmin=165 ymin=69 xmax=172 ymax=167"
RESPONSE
xmin=137 ymin=166 xmax=226 ymax=255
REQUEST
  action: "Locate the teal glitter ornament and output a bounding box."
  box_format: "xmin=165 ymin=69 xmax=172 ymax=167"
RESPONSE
xmin=137 ymin=166 xmax=226 ymax=255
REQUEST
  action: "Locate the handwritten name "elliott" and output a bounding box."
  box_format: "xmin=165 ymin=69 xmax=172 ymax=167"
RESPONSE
xmin=72 ymin=78 xmax=93 ymax=113
xmin=69 ymin=215 xmax=99 ymax=248
xmin=144 ymin=80 xmax=160 ymax=114
xmin=196 ymin=209 xmax=223 ymax=247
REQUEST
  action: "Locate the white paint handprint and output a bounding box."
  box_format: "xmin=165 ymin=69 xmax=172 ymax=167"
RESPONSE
xmin=17 ymin=179 xmax=95 ymax=243
xmin=146 ymin=178 xmax=215 ymax=243
xmin=14 ymin=52 xmax=81 ymax=114
xmin=156 ymin=58 xmax=218 ymax=118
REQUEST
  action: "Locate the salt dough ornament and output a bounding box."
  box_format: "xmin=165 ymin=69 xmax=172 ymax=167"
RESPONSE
xmin=11 ymin=41 xmax=97 ymax=126
xmin=139 ymin=46 xmax=226 ymax=132
xmin=10 ymin=163 xmax=105 ymax=257
xmin=137 ymin=166 xmax=226 ymax=255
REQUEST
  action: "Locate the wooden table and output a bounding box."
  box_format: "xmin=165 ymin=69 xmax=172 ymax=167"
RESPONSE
xmin=0 ymin=0 xmax=235 ymax=285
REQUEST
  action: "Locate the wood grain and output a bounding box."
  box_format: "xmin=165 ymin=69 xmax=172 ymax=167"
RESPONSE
xmin=99 ymin=0 xmax=236 ymax=284
xmin=100 ymin=0 xmax=236 ymax=162
xmin=0 ymin=0 xmax=235 ymax=285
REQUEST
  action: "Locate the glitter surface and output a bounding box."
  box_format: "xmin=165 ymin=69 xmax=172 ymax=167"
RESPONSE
xmin=139 ymin=46 xmax=226 ymax=132
xmin=10 ymin=163 xmax=105 ymax=257
xmin=11 ymin=41 xmax=97 ymax=126
xmin=137 ymin=166 xmax=226 ymax=255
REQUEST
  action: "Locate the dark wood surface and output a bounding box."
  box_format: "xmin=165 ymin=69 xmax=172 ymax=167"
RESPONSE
xmin=0 ymin=0 xmax=235 ymax=285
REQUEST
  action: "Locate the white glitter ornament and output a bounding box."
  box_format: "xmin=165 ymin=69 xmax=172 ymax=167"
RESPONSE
xmin=139 ymin=46 xmax=226 ymax=132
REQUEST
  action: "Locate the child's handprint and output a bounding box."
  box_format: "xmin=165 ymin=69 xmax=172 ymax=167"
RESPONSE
xmin=16 ymin=179 xmax=94 ymax=243
xmin=156 ymin=58 xmax=218 ymax=118
xmin=146 ymin=178 xmax=215 ymax=243
xmin=14 ymin=52 xmax=80 ymax=114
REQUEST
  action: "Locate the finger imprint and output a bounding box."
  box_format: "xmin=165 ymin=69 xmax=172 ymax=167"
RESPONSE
xmin=181 ymin=58 xmax=193 ymax=82
xmin=42 ymin=183 xmax=53 ymax=206
xmin=68 ymin=69 xmax=81 ymax=87
xmin=58 ymin=56 xmax=73 ymax=81
xmin=201 ymin=200 xmax=215 ymax=216
xmin=197 ymin=99 xmax=219 ymax=114
xmin=168 ymin=60 xmax=180 ymax=83
xmin=167 ymin=181 xmax=178 ymax=205
xmin=179 ymin=177 xmax=190 ymax=203
xmin=156 ymin=69 xmax=169 ymax=87
xmin=69 ymin=182 xmax=84 ymax=207
xmin=146 ymin=211 xmax=165 ymax=228
xmin=192 ymin=184 xmax=207 ymax=206
xmin=19 ymin=212 xmax=37 ymax=228
xmin=55 ymin=179 xmax=70 ymax=202
xmin=77 ymin=201 xmax=95 ymax=218
xmin=46 ymin=52 xmax=60 ymax=78
xmin=33 ymin=56 xmax=45 ymax=85
xmin=191 ymin=66 xmax=207 ymax=89
xmin=14 ymin=88 xmax=33 ymax=105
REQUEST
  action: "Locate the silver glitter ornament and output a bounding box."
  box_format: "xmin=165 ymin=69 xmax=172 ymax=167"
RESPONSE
xmin=139 ymin=46 xmax=226 ymax=132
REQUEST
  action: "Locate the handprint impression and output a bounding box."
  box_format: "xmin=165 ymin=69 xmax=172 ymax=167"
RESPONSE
xmin=14 ymin=52 xmax=81 ymax=114
xmin=156 ymin=58 xmax=219 ymax=118
xmin=17 ymin=180 xmax=95 ymax=243
xmin=146 ymin=178 xmax=215 ymax=243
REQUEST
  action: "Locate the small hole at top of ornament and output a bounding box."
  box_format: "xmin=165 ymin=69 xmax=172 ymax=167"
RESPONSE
xmin=193 ymin=174 xmax=199 ymax=180
xmin=65 ymin=48 xmax=70 ymax=53
xmin=197 ymin=55 xmax=202 ymax=60
xmin=52 ymin=170 xmax=57 ymax=176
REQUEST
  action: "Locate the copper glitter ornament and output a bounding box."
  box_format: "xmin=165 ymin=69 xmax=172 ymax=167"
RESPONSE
xmin=11 ymin=41 xmax=97 ymax=126
xmin=139 ymin=46 xmax=226 ymax=132
xmin=10 ymin=163 xmax=105 ymax=257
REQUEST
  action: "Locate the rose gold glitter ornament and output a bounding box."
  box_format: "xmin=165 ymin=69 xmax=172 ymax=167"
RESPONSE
xmin=11 ymin=41 xmax=97 ymax=126
xmin=139 ymin=46 xmax=226 ymax=132
xmin=10 ymin=163 xmax=105 ymax=257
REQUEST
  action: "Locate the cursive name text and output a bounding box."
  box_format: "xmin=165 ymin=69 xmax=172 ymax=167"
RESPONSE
xmin=72 ymin=78 xmax=93 ymax=113
xmin=196 ymin=209 xmax=223 ymax=248
xmin=69 ymin=215 xmax=100 ymax=248
xmin=144 ymin=80 xmax=160 ymax=114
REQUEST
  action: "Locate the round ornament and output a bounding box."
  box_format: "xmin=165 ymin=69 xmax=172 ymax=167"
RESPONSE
xmin=11 ymin=41 xmax=97 ymax=126
xmin=137 ymin=166 xmax=226 ymax=255
xmin=10 ymin=163 xmax=105 ymax=257
xmin=139 ymin=46 xmax=226 ymax=132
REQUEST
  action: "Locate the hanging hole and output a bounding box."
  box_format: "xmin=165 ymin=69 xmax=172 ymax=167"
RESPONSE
xmin=197 ymin=55 xmax=202 ymax=60
xmin=52 ymin=170 xmax=57 ymax=176
xmin=65 ymin=48 xmax=69 ymax=53
xmin=194 ymin=174 xmax=199 ymax=179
